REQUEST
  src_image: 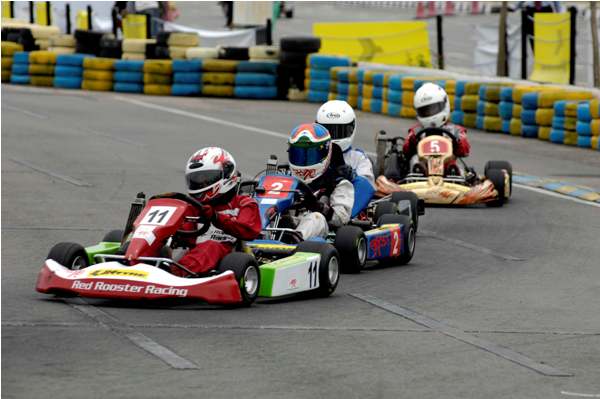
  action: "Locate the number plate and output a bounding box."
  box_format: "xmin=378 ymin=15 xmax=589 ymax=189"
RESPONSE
xmin=258 ymin=176 xmax=295 ymax=199
xmin=139 ymin=206 xmax=177 ymax=226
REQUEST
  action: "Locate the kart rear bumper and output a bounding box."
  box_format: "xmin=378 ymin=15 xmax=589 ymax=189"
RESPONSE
xmin=36 ymin=260 xmax=243 ymax=304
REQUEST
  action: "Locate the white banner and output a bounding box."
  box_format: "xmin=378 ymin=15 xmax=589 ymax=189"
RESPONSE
xmin=162 ymin=21 xmax=256 ymax=47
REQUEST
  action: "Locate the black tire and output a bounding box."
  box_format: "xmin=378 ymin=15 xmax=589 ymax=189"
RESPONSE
xmin=102 ymin=229 xmax=124 ymax=243
xmin=279 ymin=50 xmax=310 ymax=66
xmin=156 ymin=31 xmax=171 ymax=46
xmin=334 ymin=226 xmax=367 ymax=274
xmin=280 ymin=37 xmax=321 ymax=53
xmin=485 ymin=160 xmax=512 ymax=196
xmin=217 ymin=252 xmax=260 ymax=306
xmin=153 ymin=45 xmax=170 ymax=60
xmin=390 ymin=191 xmax=420 ymax=231
xmin=374 ymin=201 xmax=397 ymax=225
xmin=47 ymin=242 xmax=89 ymax=270
xmin=218 ymin=46 xmax=249 ymax=61
xmin=377 ymin=214 xmax=415 ymax=265
xmin=485 ymin=168 xmax=506 ymax=207
xmin=295 ymin=241 xmax=340 ymax=297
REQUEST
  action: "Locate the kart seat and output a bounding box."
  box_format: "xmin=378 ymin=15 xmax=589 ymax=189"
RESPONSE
xmin=351 ymin=175 xmax=375 ymax=218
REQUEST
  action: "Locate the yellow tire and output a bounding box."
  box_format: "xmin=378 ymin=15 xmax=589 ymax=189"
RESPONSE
xmin=2 ymin=69 xmax=11 ymax=82
xmin=362 ymin=84 xmax=374 ymax=99
xmin=30 ymin=75 xmax=54 ymax=86
xmin=348 ymin=84 xmax=359 ymax=97
xmin=563 ymin=130 xmax=578 ymax=146
xmin=122 ymin=39 xmax=155 ymax=53
xmin=122 ymin=52 xmax=145 ymax=60
xmin=1 ymin=57 xmax=13 ymax=69
xmin=591 ymin=120 xmax=600 ymax=136
xmin=563 ymin=117 xmax=577 ymax=131
xmin=83 ymin=70 xmax=114 ymax=81
xmin=82 ymin=79 xmax=113 ymax=91
xmin=29 ymin=50 xmax=57 ymax=65
xmin=400 ymin=107 xmax=416 ymax=119
xmin=167 ymin=32 xmax=199 ymax=47
xmin=248 ymin=45 xmax=279 ymax=59
xmin=35 ymin=39 xmax=50 ymax=50
xmin=143 ymin=60 xmax=173 ymax=74
xmin=483 ymin=116 xmax=502 ymax=132
xmin=1 ymin=41 xmax=24 ymax=56
xmin=590 ymin=100 xmax=600 ymax=119
xmin=143 ymin=84 xmax=172 ymax=95
xmin=347 ymin=95 xmax=358 ymax=108
xmin=464 ymin=82 xmax=482 ymax=95
xmin=202 ymin=84 xmax=234 ymax=97
xmin=202 ymin=59 xmax=238 ymax=72
xmin=513 ymin=104 xmax=522 ymax=118
xmin=509 ymin=118 xmax=522 ymax=136
xmin=30 ymin=25 xmax=60 ymax=39
xmin=328 ymin=92 xmax=337 ymax=101
xmin=168 ymin=46 xmax=188 ymax=59
xmin=186 ymin=47 xmax=219 ymax=60
xmin=143 ymin=73 xmax=172 ymax=84
xmin=202 ymin=72 xmax=235 ymax=85
xmin=592 ymin=136 xmax=600 ymax=149
xmin=50 ymin=34 xmax=75 ymax=47
xmin=83 ymin=57 xmax=115 ymax=71
xmin=48 ymin=47 xmax=75 ymax=54
xmin=444 ymin=80 xmax=457 ymax=95
xmin=535 ymin=108 xmax=554 ymax=126
xmin=483 ymin=101 xmax=499 ymax=116
xmin=361 ymin=98 xmax=372 ymax=112
xmin=29 ymin=63 xmax=55 ymax=75
xmin=537 ymin=91 xmax=593 ymax=108
xmin=463 ymin=112 xmax=477 ymax=128
xmin=538 ymin=126 xmax=552 ymax=140
xmin=460 ymin=95 xmax=478 ymax=112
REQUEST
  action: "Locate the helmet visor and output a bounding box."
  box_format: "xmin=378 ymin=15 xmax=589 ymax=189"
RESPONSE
xmin=186 ymin=170 xmax=222 ymax=191
xmin=289 ymin=143 xmax=330 ymax=167
xmin=319 ymin=121 xmax=355 ymax=140
xmin=416 ymin=101 xmax=446 ymax=118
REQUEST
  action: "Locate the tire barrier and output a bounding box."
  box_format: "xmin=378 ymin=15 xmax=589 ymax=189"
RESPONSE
xmin=2 ymin=27 xmax=37 ymax=51
xmin=82 ymin=57 xmax=114 ymax=91
xmin=165 ymin=32 xmax=200 ymax=60
xmin=74 ymin=30 xmax=104 ymax=56
xmin=123 ymin=38 xmax=156 ymax=60
xmin=143 ymin=60 xmax=172 ymax=95
xmin=575 ymin=100 xmax=600 ymax=150
xmin=248 ymin=45 xmax=279 ymax=61
xmin=49 ymin=35 xmax=75 ymax=54
xmin=186 ymin=47 xmax=219 ymax=60
xmin=305 ymin=54 xmax=350 ymax=103
xmin=198 ymin=60 xmax=239 ymax=97
xmin=172 ymin=59 xmax=202 ymax=96
xmin=2 ymin=41 xmax=23 ymax=82
xmin=26 ymin=50 xmax=56 ymax=87
xmin=114 ymin=60 xmax=144 ymax=93
xmin=53 ymin=53 xmax=88 ymax=89
xmin=234 ymin=61 xmax=278 ymax=99
xmin=99 ymin=37 xmax=122 ymax=59
xmin=280 ymin=36 xmax=321 ymax=98
xmin=328 ymin=66 xmax=360 ymax=107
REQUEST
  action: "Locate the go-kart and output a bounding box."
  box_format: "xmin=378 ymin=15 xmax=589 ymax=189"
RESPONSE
xmin=36 ymin=191 xmax=340 ymax=307
xmin=244 ymin=155 xmax=419 ymax=274
xmin=374 ymin=127 xmax=512 ymax=207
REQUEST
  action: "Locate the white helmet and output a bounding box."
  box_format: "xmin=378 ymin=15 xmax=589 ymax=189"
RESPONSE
xmin=413 ymin=82 xmax=450 ymax=128
xmin=185 ymin=147 xmax=239 ymax=202
xmin=315 ymin=100 xmax=356 ymax=152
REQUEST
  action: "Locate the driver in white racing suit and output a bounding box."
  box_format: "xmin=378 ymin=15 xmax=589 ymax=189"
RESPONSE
xmin=288 ymin=123 xmax=355 ymax=240
xmin=316 ymin=100 xmax=375 ymax=187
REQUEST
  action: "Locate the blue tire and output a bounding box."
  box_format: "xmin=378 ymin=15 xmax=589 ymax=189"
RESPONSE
xmin=307 ymin=90 xmax=330 ymax=103
xmin=57 ymin=53 xmax=90 ymax=66
xmin=236 ymin=61 xmax=277 ymax=74
xmin=235 ymin=73 xmax=276 ymax=86
xmin=454 ymin=96 xmax=463 ymax=111
xmin=549 ymin=128 xmax=565 ymax=144
xmin=337 ymin=70 xmax=350 ymax=83
xmin=388 ymin=75 xmax=402 ymax=91
xmin=114 ymin=60 xmax=145 ymax=72
xmin=552 ymin=117 xmax=566 ymax=130
xmin=553 ymin=100 xmax=568 ymax=117
xmin=234 ymin=85 xmax=277 ymax=99
xmin=173 ymin=72 xmax=202 ymax=84
xmin=520 ymin=109 xmax=537 ymax=125
xmin=308 ymin=69 xmax=330 ymax=80
xmin=10 ymin=74 xmax=30 ymax=84
xmin=521 ymin=92 xmax=539 ymax=110
xmin=114 ymin=71 xmax=143 ymax=83
xmin=521 ymin=124 xmax=539 ymax=138
xmin=576 ymin=103 xmax=592 ymax=122
xmin=451 ymin=110 xmax=465 ymax=125
xmin=476 ymin=115 xmax=484 ymax=130
xmin=500 ymin=87 xmax=513 ymax=102
xmin=499 ymin=101 xmax=513 ymax=119
xmin=11 ymin=63 xmax=29 ymax=75
xmin=476 ymin=101 xmax=486 ymax=116
xmin=386 ymin=89 xmax=402 ymax=104
xmin=577 ymin=135 xmax=592 ymax=148
xmin=114 ymin=82 xmax=144 ymax=93
xmin=372 ymin=86 xmax=384 ymax=99
xmin=172 ymin=59 xmax=202 ymax=73
xmin=372 ymin=73 xmax=386 ymax=87
xmin=54 ymin=65 xmax=83 ymax=77
xmin=370 ymin=99 xmax=383 ymax=113
xmin=53 ymin=76 xmax=82 ymax=89
xmin=308 ymin=54 xmax=351 ymax=69
xmin=455 ymin=81 xmax=467 ymax=97
xmin=308 ymin=79 xmax=330 ymax=92
xmin=12 ymin=52 xmax=29 ymax=64
xmin=576 ymin=121 xmax=592 ymax=136
xmin=387 ymin=102 xmax=402 ymax=116
xmin=501 ymin=119 xmax=511 ymax=134
xmin=171 ymin=83 xmax=202 ymax=96
xmin=337 ymin=82 xmax=349 ymax=95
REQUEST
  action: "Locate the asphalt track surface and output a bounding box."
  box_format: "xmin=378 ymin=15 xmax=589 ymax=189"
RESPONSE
xmin=2 ymin=84 xmax=600 ymax=399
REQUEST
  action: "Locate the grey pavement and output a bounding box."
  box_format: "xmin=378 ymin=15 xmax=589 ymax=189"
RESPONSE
xmin=2 ymin=85 xmax=600 ymax=398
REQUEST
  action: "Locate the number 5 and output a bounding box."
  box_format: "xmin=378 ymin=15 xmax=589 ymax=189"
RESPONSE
xmin=430 ymin=140 xmax=440 ymax=153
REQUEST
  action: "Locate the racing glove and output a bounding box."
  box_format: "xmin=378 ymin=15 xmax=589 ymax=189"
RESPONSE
xmin=199 ymin=205 xmax=215 ymax=221
xmin=316 ymin=196 xmax=333 ymax=221
xmin=336 ymin=164 xmax=355 ymax=183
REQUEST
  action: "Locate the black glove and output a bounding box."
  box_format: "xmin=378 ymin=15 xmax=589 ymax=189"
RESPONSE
xmin=316 ymin=196 xmax=333 ymax=221
xmin=336 ymin=164 xmax=355 ymax=182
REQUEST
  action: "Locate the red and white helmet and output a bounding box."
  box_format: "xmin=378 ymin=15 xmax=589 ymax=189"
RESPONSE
xmin=185 ymin=147 xmax=238 ymax=202
xmin=413 ymin=82 xmax=450 ymax=128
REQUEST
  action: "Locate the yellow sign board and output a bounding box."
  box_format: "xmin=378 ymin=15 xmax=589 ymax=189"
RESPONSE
xmin=123 ymin=14 xmax=147 ymax=39
xmin=529 ymin=13 xmax=570 ymax=84
xmin=313 ymin=21 xmax=431 ymax=67
xmin=36 ymin=2 xmax=49 ymax=25
xmin=76 ymin=10 xmax=89 ymax=30
xmin=2 ymin=1 xmax=12 ymax=19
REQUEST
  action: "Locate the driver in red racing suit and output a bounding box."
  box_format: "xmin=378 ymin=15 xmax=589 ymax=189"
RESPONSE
xmin=173 ymin=147 xmax=261 ymax=276
xmin=403 ymin=82 xmax=471 ymax=176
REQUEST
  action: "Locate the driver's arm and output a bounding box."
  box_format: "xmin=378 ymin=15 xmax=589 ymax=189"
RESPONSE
xmin=402 ymin=125 xmax=419 ymax=155
xmin=329 ymin=180 xmax=354 ymax=227
xmin=455 ymin=127 xmax=470 ymax=157
xmin=213 ymin=196 xmax=262 ymax=240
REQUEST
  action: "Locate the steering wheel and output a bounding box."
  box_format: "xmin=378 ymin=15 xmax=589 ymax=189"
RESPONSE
xmin=291 ymin=179 xmax=320 ymax=212
xmin=416 ymin=127 xmax=460 ymax=148
xmin=149 ymin=192 xmax=211 ymax=237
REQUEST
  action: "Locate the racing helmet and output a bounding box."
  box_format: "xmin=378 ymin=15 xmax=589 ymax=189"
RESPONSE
xmin=315 ymin=100 xmax=356 ymax=152
xmin=413 ymin=82 xmax=450 ymax=128
xmin=288 ymin=123 xmax=332 ymax=184
xmin=185 ymin=147 xmax=239 ymax=202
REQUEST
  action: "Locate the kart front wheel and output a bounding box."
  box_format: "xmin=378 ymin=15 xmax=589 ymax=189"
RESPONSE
xmin=47 ymin=242 xmax=89 ymax=270
xmin=485 ymin=161 xmax=512 ymax=196
xmin=334 ymin=226 xmax=367 ymax=273
xmin=102 ymin=229 xmax=124 ymax=243
xmin=485 ymin=168 xmax=507 ymax=207
xmin=377 ymin=215 xmax=415 ymax=265
xmin=295 ymin=241 xmax=340 ymax=297
xmin=218 ymin=253 xmax=260 ymax=307
xmin=390 ymin=191 xmax=421 ymax=232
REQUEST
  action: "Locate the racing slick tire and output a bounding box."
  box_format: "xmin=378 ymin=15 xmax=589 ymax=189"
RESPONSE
xmin=334 ymin=226 xmax=367 ymax=274
xmin=485 ymin=168 xmax=507 ymax=207
xmin=295 ymin=241 xmax=340 ymax=297
xmin=102 ymin=229 xmax=124 ymax=243
xmin=47 ymin=242 xmax=89 ymax=270
xmin=390 ymin=191 xmax=421 ymax=232
xmin=217 ymin=252 xmax=260 ymax=306
xmin=377 ymin=215 xmax=415 ymax=265
xmin=485 ymin=160 xmax=513 ymax=196
xmin=374 ymin=201 xmax=397 ymax=225
xmin=280 ymin=37 xmax=321 ymax=53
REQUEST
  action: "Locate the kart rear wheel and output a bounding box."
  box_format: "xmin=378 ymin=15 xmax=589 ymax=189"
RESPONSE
xmin=47 ymin=242 xmax=89 ymax=270
xmin=295 ymin=241 xmax=340 ymax=297
xmin=485 ymin=161 xmax=512 ymax=196
xmin=374 ymin=201 xmax=396 ymax=224
xmin=102 ymin=229 xmax=124 ymax=243
xmin=485 ymin=168 xmax=506 ymax=207
xmin=390 ymin=191 xmax=421 ymax=232
xmin=377 ymin=215 xmax=415 ymax=265
xmin=334 ymin=226 xmax=367 ymax=274
xmin=217 ymin=253 xmax=260 ymax=307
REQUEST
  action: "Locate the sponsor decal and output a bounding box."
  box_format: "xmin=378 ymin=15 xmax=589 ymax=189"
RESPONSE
xmin=326 ymin=112 xmax=341 ymax=119
xmin=71 ymin=280 xmax=188 ymax=297
xmin=87 ymin=269 xmax=149 ymax=279
xmin=369 ymin=234 xmax=391 ymax=258
xmin=295 ymin=168 xmax=317 ymax=181
xmin=288 ymin=278 xmax=298 ymax=290
xmin=132 ymin=225 xmax=157 ymax=245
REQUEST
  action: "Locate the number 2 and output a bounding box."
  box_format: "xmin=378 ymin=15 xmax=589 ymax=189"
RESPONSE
xmin=391 ymin=230 xmax=400 ymax=256
xmin=267 ymin=181 xmax=284 ymax=195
